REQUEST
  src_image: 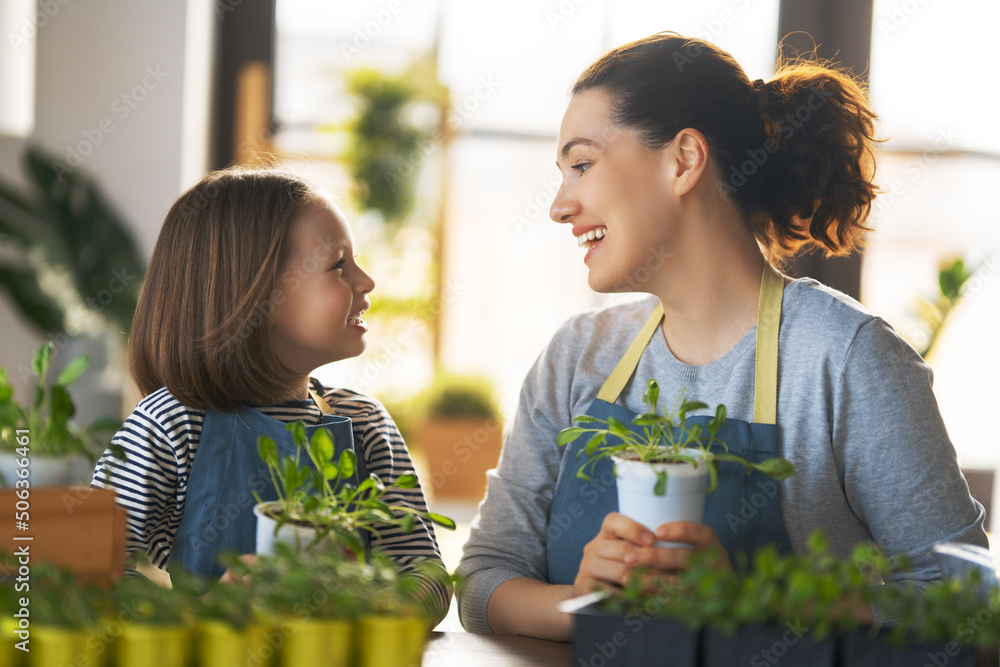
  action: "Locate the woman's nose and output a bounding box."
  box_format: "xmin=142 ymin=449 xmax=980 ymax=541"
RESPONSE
xmin=549 ymin=184 xmax=580 ymax=224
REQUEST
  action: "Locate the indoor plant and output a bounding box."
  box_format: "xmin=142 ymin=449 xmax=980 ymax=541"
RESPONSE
xmin=112 ymin=569 xmax=193 ymax=667
xmin=569 ymin=530 xmax=998 ymax=666
xmin=557 ymin=379 xmax=795 ymax=542
xmin=25 ymin=560 xmax=106 ymax=667
xmin=253 ymin=421 xmax=455 ymax=559
xmin=0 ymin=342 xmax=120 ymax=486
xmin=412 ymin=372 xmax=504 ymax=500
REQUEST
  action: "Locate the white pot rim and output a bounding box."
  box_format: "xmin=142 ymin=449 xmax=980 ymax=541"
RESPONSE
xmin=613 ymin=448 xmax=708 ymax=481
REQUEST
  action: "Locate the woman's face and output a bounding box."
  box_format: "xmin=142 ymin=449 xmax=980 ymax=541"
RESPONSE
xmin=550 ymin=89 xmax=681 ymax=294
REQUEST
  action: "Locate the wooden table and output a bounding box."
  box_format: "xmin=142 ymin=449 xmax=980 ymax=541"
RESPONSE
xmin=422 ymin=632 xmax=571 ymax=666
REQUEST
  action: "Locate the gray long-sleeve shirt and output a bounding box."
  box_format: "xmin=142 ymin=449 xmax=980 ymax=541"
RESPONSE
xmin=457 ymin=279 xmax=987 ymax=633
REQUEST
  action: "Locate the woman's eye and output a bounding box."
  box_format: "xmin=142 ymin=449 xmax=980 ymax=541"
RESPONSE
xmin=572 ymin=162 xmax=591 ymax=174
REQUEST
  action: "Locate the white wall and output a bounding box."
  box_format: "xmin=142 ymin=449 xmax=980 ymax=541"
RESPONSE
xmin=0 ymin=0 xmax=215 ymax=417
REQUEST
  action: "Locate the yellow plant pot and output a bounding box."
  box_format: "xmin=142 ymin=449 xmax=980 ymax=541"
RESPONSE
xmin=0 ymin=617 xmax=22 ymax=667
xmin=198 ymin=620 xmax=279 ymax=667
xmin=356 ymin=615 xmax=430 ymax=667
xmin=30 ymin=626 xmax=101 ymax=667
xmin=279 ymin=618 xmax=352 ymax=667
xmin=115 ymin=625 xmax=189 ymax=667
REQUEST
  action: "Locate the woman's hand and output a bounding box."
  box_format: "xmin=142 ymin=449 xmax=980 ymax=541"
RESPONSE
xmin=574 ymin=514 xmax=732 ymax=596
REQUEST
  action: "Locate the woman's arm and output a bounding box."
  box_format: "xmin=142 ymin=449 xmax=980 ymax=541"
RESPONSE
xmin=487 ymin=578 xmax=576 ymax=640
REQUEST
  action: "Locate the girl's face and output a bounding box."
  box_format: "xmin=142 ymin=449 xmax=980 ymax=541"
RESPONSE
xmin=550 ymin=90 xmax=682 ymax=294
xmin=269 ymin=200 xmax=375 ymax=376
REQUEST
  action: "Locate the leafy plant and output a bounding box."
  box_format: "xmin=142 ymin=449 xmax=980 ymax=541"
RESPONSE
xmin=557 ymin=379 xmax=795 ymax=495
xmin=253 ymin=421 xmax=455 ymax=559
xmin=0 ymin=342 xmax=120 ymax=460
xmin=419 ymin=373 xmax=500 ymax=421
xmin=915 ymin=256 xmax=974 ymax=358
xmin=0 ymin=145 xmax=145 ymax=336
xmin=25 ymin=560 xmax=107 ymax=628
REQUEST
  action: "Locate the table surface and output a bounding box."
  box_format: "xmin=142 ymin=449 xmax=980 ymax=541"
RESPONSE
xmin=423 ymin=632 xmax=570 ymax=666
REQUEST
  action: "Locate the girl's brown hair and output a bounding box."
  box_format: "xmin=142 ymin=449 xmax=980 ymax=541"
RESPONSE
xmin=129 ymin=167 xmax=323 ymax=411
xmin=573 ymin=32 xmax=879 ymax=258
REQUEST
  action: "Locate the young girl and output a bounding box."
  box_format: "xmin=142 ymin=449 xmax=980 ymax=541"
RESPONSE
xmin=457 ymin=32 xmax=987 ymax=639
xmin=92 ymin=167 xmax=450 ymax=621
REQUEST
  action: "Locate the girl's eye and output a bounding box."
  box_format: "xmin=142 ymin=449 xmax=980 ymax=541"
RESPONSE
xmin=330 ymin=258 xmax=346 ymax=271
xmin=572 ymin=162 xmax=591 ymax=175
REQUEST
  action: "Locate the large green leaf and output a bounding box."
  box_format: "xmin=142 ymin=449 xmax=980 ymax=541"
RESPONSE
xmin=0 ymin=265 xmax=66 ymax=333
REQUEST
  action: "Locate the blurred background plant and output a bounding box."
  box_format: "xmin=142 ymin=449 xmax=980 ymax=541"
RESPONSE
xmin=914 ymin=256 xmax=974 ymax=359
xmin=0 ymin=145 xmax=145 ymax=340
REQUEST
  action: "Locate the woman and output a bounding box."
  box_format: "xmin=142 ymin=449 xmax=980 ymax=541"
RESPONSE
xmin=456 ymin=32 xmax=986 ymax=640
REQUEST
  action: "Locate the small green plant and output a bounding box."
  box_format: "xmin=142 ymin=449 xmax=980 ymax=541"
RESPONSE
xmin=557 ymin=379 xmax=795 ymax=495
xmin=0 ymin=342 xmax=120 ymax=460
xmin=27 ymin=560 xmax=107 ymax=628
xmin=419 ymin=373 xmax=500 ymax=421
xmin=915 ymin=256 xmax=974 ymax=358
xmin=602 ymin=528 xmax=1000 ymax=649
xmin=253 ymin=421 xmax=455 ymax=558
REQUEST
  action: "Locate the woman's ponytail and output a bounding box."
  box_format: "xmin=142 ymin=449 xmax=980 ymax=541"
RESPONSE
xmin=750 ymin=62 xmax=880 ymax=257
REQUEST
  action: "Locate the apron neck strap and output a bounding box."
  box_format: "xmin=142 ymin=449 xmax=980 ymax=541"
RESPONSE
xmin=308 ymin=387 xmax=335 ymax=415
xmin=595 ymin=262 xmax=784 ymax=425
xmin=754 ymin=262 xmax=784 ymax=425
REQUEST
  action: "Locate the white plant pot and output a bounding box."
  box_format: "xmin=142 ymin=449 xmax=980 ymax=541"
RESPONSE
xmin=614 ymin=448 xmax=708 ymax=549
xmin=0 ymin=452 xmax=73 ymax=487
xmin=253 ymin=502 xmax=328 ymax=555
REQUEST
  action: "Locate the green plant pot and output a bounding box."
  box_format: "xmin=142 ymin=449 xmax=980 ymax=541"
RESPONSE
xmin=356 ymin=615 xmax=430 ymax=667
xmin=115 ymin=624 xmax=189 ymax=667
xmin=279 ymin=618 xmax=353 ymax=667
xmin=31 ymin=626 xmax=101 ymax=667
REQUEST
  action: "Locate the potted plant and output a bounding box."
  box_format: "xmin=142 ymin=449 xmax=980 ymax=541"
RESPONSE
xmin=182 ymin=560 xmax=277 ymax=667
xmin=112 ymin=569 xmax=193 ymax=667
xmin=253 ymin=421 xmax=455 ymax=560
xmin=0 ymin=342 xmax=120 ymax=487
xmin=354 ymin=556 xmax=445 ymax=667
xmin=557 ymin=379 xmax=795 ymax=545
xmin=19 ymin=560 xmax=106 ymax=667
xmin=249 ymin=544 xmax=364 ymax=667
xmin=412 ymin=372 xmax=504 ymax=500
xmin=566 ymin=529 xmax=999 ymax=666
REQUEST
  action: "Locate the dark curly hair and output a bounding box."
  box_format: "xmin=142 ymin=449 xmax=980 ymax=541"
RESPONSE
xmin=573 ymin=32 xmax=880 ymax=258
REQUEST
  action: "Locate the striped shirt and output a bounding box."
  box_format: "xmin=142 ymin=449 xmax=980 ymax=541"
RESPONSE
xmin=91 ymin=378 xmax=451 ymax=620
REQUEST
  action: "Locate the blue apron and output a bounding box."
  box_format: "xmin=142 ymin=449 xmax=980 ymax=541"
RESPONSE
xmin=170 ymin=388 xmax=369 ymax=579
xmin=546 ymin=264 xmax=793 ymax=584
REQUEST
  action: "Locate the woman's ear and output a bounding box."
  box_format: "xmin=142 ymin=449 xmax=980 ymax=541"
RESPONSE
xmin=667 ymin=128 xmax=710 ymax=197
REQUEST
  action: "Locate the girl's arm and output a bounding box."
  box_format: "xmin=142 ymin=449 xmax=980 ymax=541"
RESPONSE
xmin=90 ymin=392 xmax=194 ymax=570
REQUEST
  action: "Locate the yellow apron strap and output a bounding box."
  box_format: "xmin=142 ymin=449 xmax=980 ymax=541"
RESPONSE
xmin=753 ymin=263 xmax=784 ymax=425
xmin=308 ymin=387 xmax=335 ymax=415
xmin=596 ymin=303 xmax=665 ymax=403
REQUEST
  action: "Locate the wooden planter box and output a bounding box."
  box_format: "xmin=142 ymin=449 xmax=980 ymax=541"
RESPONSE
xmin=0 ymin=486 xmax=127 ymax=586
xmin=414 ymin=417 xmax=502 ymax=501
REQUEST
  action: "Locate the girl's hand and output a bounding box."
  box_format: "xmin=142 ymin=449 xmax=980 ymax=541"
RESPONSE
xmin=218 ymin=554 xmax=257 ymax=586
xmin=573 ymin=515 xmax=732 ymax=596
